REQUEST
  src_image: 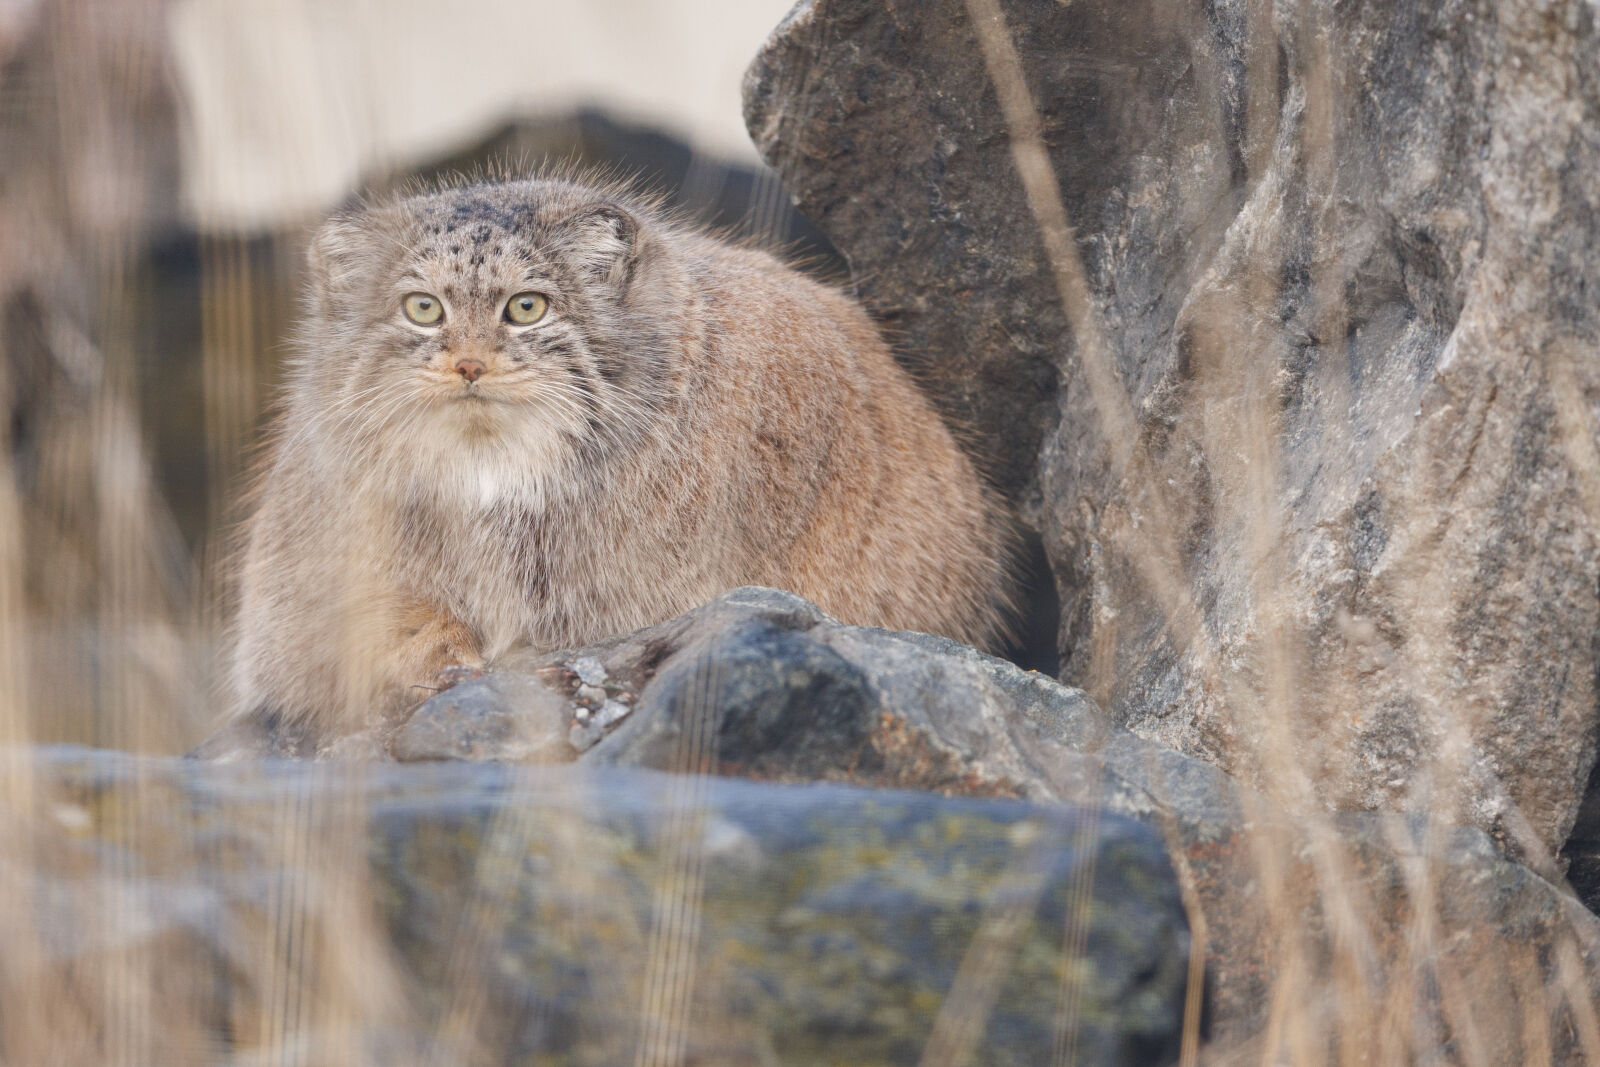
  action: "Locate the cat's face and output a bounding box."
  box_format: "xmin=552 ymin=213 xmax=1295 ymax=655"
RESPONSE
xmin=298 ymin=180 xmax=675 ymax=485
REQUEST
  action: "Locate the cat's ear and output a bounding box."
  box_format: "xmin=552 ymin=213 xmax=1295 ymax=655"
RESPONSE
xmin=305 ymin=212 xmax=367 ymax=317
xmin=558 ymin=203 xmax=640 ymax=291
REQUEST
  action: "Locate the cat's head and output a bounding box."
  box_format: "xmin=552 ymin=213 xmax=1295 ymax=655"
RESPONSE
xmin=292 ymin=176 xmax=689 ymax=485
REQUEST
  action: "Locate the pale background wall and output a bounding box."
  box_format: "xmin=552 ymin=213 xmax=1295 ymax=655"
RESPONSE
xmin=168 ymin=0 xmax=796 ymax=229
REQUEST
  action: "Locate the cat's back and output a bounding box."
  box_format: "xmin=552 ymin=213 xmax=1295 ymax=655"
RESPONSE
xmin=664 ymin=233 xmax=1015 ymax=650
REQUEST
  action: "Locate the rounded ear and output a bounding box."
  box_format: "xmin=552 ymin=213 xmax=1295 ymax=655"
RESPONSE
xmin=558 ymin=204 xmax=640 ymax=291
xmin=305 ymin=213 xmax=366 ymax=300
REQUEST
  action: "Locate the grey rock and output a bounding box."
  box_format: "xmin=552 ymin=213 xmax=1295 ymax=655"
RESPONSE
xmin=393 ymin=672 xmax=575 ymax=764
xmin=197 ymin=585 xmax=1600 ymax=1055
xmin=593 ymin=612 xmax=879 ymax=779
xmin=585 ymin=589 xmax=1600 ymax=1052
xmin=568 ymin=719 xmax=603 ymax=752
xmin=1108 ymin=722 xmax=1600 ymax=1055
xmin=561 ymin=587 xmax=1118 ymax=805
xmin=744 ymin=0 xmax=1600 ymax=862
xmin=21 ymin=746 xmax=1191 ymax=1066
xmin=558 ymin=588 xmax=1600 ymax=1054
xmin=593 ymin=699 xmax=631 ymax=729
xmin=570 ymin=655 xmax=609 ymax=688
xmin=568 ymin=701 xmax=631 ymax=753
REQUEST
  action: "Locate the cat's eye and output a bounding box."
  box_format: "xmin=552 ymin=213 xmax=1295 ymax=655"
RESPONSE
xmin=403 ymin=292 xmax=443 ymax=325
xmin=504 ymin=291 xmax=549 ymax=325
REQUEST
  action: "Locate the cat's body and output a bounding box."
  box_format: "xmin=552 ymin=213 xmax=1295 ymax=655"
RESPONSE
xmin=231 ymin=177 xmax=1013 ymax=732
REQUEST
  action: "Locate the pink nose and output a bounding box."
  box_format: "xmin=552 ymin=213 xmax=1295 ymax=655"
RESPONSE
xmin=455 ymin=358 xmax=486 ymax=383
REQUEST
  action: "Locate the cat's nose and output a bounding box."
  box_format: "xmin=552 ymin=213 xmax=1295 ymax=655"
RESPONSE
xmin=454 ymin=358 xmax=486 ymax=383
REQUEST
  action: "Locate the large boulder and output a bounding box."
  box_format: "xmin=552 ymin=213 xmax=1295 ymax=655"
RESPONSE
xmin=13 ymin=746 xmax=1189 ymax=1066
xmin=744 ymin=0 xmax=1600 ymax=863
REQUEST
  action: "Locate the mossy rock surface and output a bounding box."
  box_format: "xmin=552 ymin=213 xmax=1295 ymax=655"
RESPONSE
xmin=26 ymin=747 xmax=1190 ymax=1065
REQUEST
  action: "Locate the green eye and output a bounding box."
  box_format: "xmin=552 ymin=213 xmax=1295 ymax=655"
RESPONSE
xmin=504 ymin=291 xmax=549 ymax=325
xmin=403 ymin=292 xmax=443 ymax=325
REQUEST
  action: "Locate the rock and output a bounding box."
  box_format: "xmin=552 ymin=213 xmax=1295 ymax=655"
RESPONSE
xmin=14 ymin=746 xmax=1190 ymax=1066
xmin=359 ymin=586 xmax=1600 ymax=1055
xmin=568 ymin=699 xmax=633 ymax=753
xmin=549 ymin=587 xmax=1117 ymax=804
xmin=392 ymin=672 xmax=575 ymax=763
xmin=1101 ymin=727 xmax=1600 ymax=1059
xmin=1560 ymin=760 xmax=1600 ymax=914
xmin=593 ymin=700 xmax=631 ymax=728
xmin=592 ymin=613 xmax=879 ymax=780
xmin=744 ymin=0 xmax=1600 ymax=863
xmin=570 ymin=655 xmax=609 ymax=688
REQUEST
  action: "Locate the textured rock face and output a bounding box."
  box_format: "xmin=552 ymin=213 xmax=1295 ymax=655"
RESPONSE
xmin=549 ymin=587 xmax=1113 ymax=799
xmin=745 ymin=0 xmax=1600 ymax=859
xmin=16 ymin=748 xmax=1189 ymax=1066
xmin=195 ymin=586 xmax=1600 ymax=1053
xmin=561 ymin=589 xmax=1600 ymax=1054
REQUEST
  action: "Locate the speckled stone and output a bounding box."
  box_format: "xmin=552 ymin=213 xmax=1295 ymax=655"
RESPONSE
xmin=25 ymin=746 xmax=1191 ymax=1066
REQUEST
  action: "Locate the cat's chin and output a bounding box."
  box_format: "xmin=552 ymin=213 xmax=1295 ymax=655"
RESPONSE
xmin=423 ymin=386 xmax=528 ymax=431
xmin=435 ymin=386 xmax=540 ymax=423
xmin=416 ymin=401 xmax=573 ymax=467
xmin=388 ymin=413 xmax=570 ymax=512
xmin=439 ymin=391 xmax=498 ymax=429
